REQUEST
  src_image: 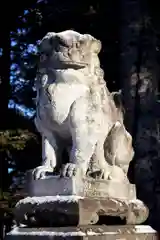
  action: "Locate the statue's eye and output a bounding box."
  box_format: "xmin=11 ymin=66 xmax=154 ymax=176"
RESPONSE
xmin=55 ymin=36 xmax=68 ymax=47
xmin=76 ymin=42 xmax=80 ymax=48
xmin=58 ymin=38 xmax=68 ymax=47
xmin=51 ymin=36 xmax=68 ymax=52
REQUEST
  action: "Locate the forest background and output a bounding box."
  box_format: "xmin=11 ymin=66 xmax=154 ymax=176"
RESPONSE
xmin=0 ymin=0 xmax=160 ymax=232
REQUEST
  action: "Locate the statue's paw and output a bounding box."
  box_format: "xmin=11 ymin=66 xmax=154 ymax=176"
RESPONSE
xmin=32 ymin=166 xmax=53 ymax=180
xmin=107 ymin=166 xmax=126 ymax=181
xmin=61 ymin=163 xmax=77 ymax=177
xmin=99 ymin=168 xmax=110 ymax=180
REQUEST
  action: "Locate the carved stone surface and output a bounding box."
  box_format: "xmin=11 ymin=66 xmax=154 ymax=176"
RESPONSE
xmin=33 ymin=30 xmax=134 ymax=181
xmin=14 ymin=196 xmax=148 ymax=227
xmin=26 ymin=173 xmax=136 ymax=200
xmin=15 ymin=171 xmax=149 ymax=227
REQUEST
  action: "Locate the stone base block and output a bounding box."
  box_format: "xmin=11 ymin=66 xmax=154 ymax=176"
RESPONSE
xmin=14 ymin=196 xmax=148 ymax=227
xmin=26 ymin=171 xmax=136 ymax=200
xmin=6 ymin=225 xmax=157 ymax=240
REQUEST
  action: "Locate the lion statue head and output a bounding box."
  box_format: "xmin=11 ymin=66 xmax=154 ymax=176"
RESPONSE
xmin=38 ymin=30 xmax=102 ymax=71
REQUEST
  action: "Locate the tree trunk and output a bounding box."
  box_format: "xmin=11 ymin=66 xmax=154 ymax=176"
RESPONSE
xmin=119 ymin=0 xmax=159 ymax=230
xmin=119 ymin=0 xmax=141 ymax=134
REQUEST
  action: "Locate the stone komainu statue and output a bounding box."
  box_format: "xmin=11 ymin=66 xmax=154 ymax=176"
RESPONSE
xmin=33 ymin=30 xmax=134 ymax=181
xmin=14 ymin=31 xmax=148 ymax=228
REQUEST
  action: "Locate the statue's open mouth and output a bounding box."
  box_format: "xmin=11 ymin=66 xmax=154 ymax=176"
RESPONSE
xmin=59 ymin=60 xmax=88 ymax=68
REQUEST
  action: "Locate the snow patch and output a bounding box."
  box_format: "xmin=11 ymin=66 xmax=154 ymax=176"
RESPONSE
xmin=16 ymin=195 xmax=84 ymax=207
xmin=134 ymin=225 xmax=156 ymax=234
xmin=9 ymin=227 xmax=107 ymax=237
xmin=8 ymin=226 xmax=156 ymax=237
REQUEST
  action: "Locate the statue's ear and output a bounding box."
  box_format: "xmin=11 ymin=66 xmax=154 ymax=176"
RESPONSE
xmin=82 ymin=34 xmax=101 ymax=54
xmin=91 ymin=39 xmax=101 ymax=54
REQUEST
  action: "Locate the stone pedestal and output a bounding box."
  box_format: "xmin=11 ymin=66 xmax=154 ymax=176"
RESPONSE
xmin=26 ymin=171 xmax=136 ymax=199
xmin=14 ymin=175 xmax=149 ymax=227
xmin=6 ymin=225 xmax=157 ymax=240
xmin=14 ymin=195 xmax=148 ymax=227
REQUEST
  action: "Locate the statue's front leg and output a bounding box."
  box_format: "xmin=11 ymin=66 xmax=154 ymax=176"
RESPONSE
xmin=62 ymin=138 xmax=97 ymax=178
xmin=33 ymin=134 xmax=57 ymax=179
xmin=62 ymin=97 xmax=98 ymax=178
